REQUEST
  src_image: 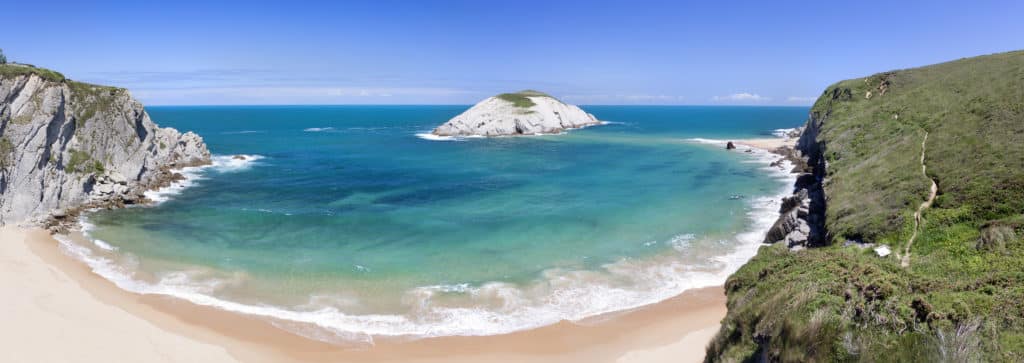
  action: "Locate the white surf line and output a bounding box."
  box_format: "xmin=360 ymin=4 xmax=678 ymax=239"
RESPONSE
xmin=900 ymin=132 xmax=937 ymax=268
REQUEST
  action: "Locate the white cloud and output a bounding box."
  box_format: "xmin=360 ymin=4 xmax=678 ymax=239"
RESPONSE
xmin=785 ymin=96 xmax=817 ymax=104
xmin=711 ymin=92 xmax=771 ymax=103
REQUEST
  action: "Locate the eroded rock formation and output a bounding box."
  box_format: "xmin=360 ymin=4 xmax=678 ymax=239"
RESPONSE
xmin=0 ymin=68 xmax=211 ymax=226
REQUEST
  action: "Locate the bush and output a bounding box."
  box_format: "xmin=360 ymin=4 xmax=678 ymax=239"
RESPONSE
xmin=64 ymin=149 xmax=104 ymax=174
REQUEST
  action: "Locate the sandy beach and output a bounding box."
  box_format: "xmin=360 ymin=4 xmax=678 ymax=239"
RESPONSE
xmin=733 ymin=137 xmax=797 ymax=151
xmin=1 ymin=226 xmax=728 ymax=363
xmin=0 ymin=227 xmax=236 ymax=362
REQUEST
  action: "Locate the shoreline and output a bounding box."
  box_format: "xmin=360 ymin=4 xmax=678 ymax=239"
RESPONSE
xmin=5 ymin=225 xmax=727 ymax=362
xmin=2 ymin=134 xmax=799 ymax=362
xmin=733 ymin=137 xmax=797 ymax=151
xmin=416 ymin=120 xmax=609 ymax=141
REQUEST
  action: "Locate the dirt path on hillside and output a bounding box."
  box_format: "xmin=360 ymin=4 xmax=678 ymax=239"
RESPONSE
xmin=901 ymin=132 xmax=938 ymax=268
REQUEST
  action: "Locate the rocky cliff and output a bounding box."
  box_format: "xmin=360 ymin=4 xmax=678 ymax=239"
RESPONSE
xmin=760 ymin=113 xmax=828 ymax=250
xmin=431 ymin=90 xmax=601 ymax=137
xmin=0 ymin=64 xmax=210 ymax=226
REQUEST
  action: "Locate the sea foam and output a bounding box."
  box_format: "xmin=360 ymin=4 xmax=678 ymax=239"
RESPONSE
xmin=414 ymin=132 xmax=479 ymax=141
xmin=143 ymin=154 xmax=264 ymax=204
xmin=772 ymin=127 xmax=800 ymax=138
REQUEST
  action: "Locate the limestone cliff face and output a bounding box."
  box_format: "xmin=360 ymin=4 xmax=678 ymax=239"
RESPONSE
xmin=432 ymin=91 xmax=601 ymax=137
xmin=0 ymin=71 xmax=210 ymax=225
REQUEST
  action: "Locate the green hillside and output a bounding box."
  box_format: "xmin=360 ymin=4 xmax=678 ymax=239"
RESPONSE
xmin=707 ymin=51 xmax=1024 ymax=361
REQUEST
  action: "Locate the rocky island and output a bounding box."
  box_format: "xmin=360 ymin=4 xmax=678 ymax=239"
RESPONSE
xmin=431 ymin=90 xmax=601 ymax=137
xmin=0 ymin=63 xmax=211 ymax=227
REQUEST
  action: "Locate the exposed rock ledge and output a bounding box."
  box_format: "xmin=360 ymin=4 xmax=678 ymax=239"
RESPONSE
xmin=432 ymin=90 xmax=601 ymax=137
xmin=762 ymin=114 xmax=828 ymax=250
xmin=0 ymin=67 xmax=211 ymax=229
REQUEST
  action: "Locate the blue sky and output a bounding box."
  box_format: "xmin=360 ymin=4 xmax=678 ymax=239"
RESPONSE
xmin=4 ymin=1 xmax=1022 ymax=105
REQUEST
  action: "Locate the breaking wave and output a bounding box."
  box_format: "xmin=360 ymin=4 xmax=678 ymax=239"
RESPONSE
xmin=142 ymin=154 xmax=264 ymax=204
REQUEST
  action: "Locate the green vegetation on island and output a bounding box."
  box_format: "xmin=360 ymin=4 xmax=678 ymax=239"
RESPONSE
xmin=707 ymin=50 xmax=1024 ymax=361
xmin=495 ymin=89 xmax=556 ymax=108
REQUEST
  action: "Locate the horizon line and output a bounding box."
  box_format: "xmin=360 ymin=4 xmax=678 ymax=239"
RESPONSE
xmin=144 ymin=103 xmax=813 ymax=108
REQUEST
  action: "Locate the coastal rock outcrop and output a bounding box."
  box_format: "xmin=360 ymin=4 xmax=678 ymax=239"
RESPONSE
xmin=763 ymin=188 xmax=810 ymax=247
xmin=762 ymin=116 xmax=827 ymax=249
xmin=0 ymin=66 xmax=211 ymax=226
xmin=431 ymin=90 xmax=601 ymax=137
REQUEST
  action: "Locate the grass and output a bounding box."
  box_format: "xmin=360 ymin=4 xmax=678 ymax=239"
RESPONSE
xmin=495 ymin=89 xmax=556 ymax=108
xmin=68 ymin=81 xmax=123 ymax=127
xmin=64 ymin=149 xmax=104 ymax=174
xmin=0 ymin=63 xmax=65 ymax=82
xmin=0 ymin=137 xmax=13 ymax=169
xmin=707 ymin=50 xmax=1024 ymax=362
xmin=808 ymin=50 xmax=1024 ymax=243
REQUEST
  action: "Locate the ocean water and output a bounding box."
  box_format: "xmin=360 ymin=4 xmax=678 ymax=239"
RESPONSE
xmin=63 ymin=105 xmax=806 ymax=343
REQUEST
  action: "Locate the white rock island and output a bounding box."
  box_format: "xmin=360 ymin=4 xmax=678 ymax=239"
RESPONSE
xmin=431 ymin=90 xmax=602 ymax=137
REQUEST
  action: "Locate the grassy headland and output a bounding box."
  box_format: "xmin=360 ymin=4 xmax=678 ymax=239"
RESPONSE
xmin=0 ymin=64 xmax=125 ymax=128
xmin=707 ymin=50 xmax=1024 ymax=361
xmin=0 ymin=63 xmax=66 ymax=82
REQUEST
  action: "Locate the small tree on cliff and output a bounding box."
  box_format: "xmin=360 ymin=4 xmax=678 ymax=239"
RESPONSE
xmin=0 ymin=49 xmax=7 ymax=64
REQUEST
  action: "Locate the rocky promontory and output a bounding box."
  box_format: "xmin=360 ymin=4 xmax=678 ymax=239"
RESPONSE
xmin=707 ymin=50 xmax=1024 ymax=362
xmin=0 ymin=64 xmax=211 ymax=226
xmin=431 ymin=90 xmax=601 ymax=137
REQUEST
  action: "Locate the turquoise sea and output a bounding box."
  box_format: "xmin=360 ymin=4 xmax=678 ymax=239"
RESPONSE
xmin=63 ymin=105 xmax=806 ymax=343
